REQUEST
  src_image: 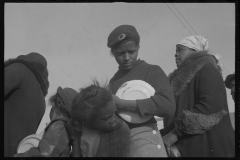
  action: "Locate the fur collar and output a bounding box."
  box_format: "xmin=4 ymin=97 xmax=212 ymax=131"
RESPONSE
xmin=4 ymin=58 xmax=49 ymax=96
xmin=169 ymin=50 xmax=218 ymax=97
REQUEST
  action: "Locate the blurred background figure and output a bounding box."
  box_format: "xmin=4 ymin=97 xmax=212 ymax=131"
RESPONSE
xmin=4 ymin=52 xmax=49 ymax=157
xmin=225 ymin=72 xmax=235 ymax=130
xmin=225 ymin=72 xmax=235 ymax=102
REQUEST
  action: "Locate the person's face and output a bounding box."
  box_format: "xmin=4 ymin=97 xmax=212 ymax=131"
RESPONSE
xmin=175 ymin=44 xmax=195 ymax=67
xmin=230 ymin=79 xmax=235 ymax=101
xmin=112 ymin=41 xmax=139 ymax=71
xmin=91 ymin=100 xmax=121 ymax=132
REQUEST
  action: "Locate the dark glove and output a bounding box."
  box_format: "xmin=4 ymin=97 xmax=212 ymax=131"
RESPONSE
xmin=163 ymin=129 xmax=181 ymax=157
xmin=163 ymin=131 xmax=178 ymax=147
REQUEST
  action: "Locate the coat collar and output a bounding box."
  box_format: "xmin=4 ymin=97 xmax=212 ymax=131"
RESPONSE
xmin=4 ymin=58 xmax=49 ymax=96
xmin=169 ymin=50 xmax=218 ymax=97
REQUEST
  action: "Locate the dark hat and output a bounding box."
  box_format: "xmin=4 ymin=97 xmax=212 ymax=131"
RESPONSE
xmin=107 ymin=25 xmax=139 ymax=48
xmin=17 ymin=52 xmax=47 ymax=67
xmin=225 ymin=72 xmax=235 ymax=89
xmin=57 ymin=87 xmax=78 ymax=114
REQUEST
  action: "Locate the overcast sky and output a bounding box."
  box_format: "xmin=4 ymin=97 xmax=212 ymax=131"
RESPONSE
xmin=4 ymin=3 xmax=235 ymax=134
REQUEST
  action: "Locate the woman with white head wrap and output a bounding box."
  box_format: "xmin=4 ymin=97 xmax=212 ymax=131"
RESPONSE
xmin=175 ymin=35 xmax=223 ymax=74
xmin=161 ymin=35 xmax=235 ymax=157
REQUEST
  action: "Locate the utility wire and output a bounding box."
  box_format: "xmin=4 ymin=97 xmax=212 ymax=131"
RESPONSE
xmin=165 ymin=3 xmax=193 ymax=35
xmin=171 ymin=3 xmax=198 ymax=35
xmin=165 ymin=3 xmax=231 ymax=76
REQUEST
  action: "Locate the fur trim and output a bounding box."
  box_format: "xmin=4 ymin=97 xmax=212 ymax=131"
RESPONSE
xmin=4 ymin=58 xmax=49 ymax=96
xmin=169 ymin=50 xmax=218 ymax=97
xmin=175 ymin=109 xmax=227 ymax=135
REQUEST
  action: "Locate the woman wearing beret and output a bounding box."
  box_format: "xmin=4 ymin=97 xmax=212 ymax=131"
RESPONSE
xmin=4 ymin=52 xmax=49 ymax=157
xmin=162 ymin=35 xmax=235 ymax=157
xmin=14 ymin=87 xmax=77 ymax=157
xmin=107 ymin=25 xmax=176 ymax=157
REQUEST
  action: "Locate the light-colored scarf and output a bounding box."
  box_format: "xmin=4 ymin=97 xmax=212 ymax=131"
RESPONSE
xmin=177 ymin=35 xmax=209 ymax=51
xmin=177 ymin=35 xmax=223 ymax=75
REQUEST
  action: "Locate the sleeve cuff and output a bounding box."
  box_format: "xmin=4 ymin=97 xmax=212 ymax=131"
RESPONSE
xmin=175 ymin=109 xmax=227 ymax=135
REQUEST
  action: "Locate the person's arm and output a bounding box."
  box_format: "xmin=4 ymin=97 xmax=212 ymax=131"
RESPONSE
xmin=114 ymin=65 xmax=176 ymax=118
xmin=112 ymin=95 xmax=138 ymax=112
xmin=14 ymin=121 xmax=69 ymax=157
xmin=4 ymin=63 xmax=25 ymax=97
xmin=137 ymin=65 xmax=176 ymax=117
xmin=192 ymin=63 xmax=226 ymax=114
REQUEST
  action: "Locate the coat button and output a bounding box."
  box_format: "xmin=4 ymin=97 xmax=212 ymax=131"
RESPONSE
xmin=157 ymin=145 xmax=161 ymax=149
xmin=153 ymin=130 xmax=157 ymax=134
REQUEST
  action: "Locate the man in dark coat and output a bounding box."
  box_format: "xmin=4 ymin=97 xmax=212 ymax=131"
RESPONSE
xmin=4 ymin=52 xmax=49 ymax=157
xmin=162 ymin=35 xmax=235 ymax=157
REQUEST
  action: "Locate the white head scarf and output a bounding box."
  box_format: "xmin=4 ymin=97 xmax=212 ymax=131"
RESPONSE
xmin=177 ymin=35 xmax=223 ymax=75
xmin=177 ymin=35 xmax=209 ymax=51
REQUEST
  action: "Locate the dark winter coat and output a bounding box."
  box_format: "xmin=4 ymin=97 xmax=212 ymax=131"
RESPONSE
xmin=4 ymin=58 xmax=49 ymax=157
xmin=163 ymin=51 xmax=235 ymax=157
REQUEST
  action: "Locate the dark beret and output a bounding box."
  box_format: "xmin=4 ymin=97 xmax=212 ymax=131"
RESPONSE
xmin=225 ymin=73 xmax=235 ymax=89
xmin=107 ymin=25 xmax=139 ymax=48
xmin=57 ymin=87 xmax=78 ymax=114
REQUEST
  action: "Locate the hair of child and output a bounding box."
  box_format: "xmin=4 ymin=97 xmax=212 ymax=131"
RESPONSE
xmin=71 ymin=78 xmax=113 ymax=123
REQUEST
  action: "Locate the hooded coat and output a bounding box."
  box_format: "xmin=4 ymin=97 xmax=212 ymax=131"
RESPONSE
xmin=163 ymin=51 xmax=235 ymax=157
xmin=4 ymin=57 xmax=49 ymax=157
